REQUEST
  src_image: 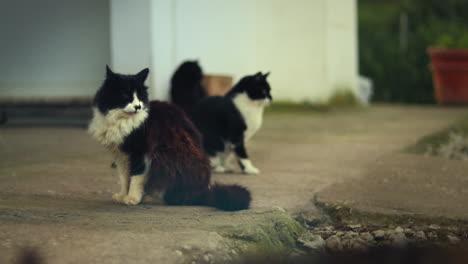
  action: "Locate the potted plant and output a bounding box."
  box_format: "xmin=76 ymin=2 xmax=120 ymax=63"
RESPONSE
xmin=428 ymin=33 xmax=468 ymax=104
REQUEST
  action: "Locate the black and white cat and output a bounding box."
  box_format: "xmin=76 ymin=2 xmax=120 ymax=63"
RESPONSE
xmin=88 ymin=66 xmax=251 ymax=211
xmin=192 ymin=72 xmax=272 ymax=175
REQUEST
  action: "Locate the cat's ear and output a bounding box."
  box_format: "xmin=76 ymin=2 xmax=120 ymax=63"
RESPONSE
xmin=105 ymin=65 xmax=115 ymax=79
xmin=136 ymin=68 xmax=149 ymax=83
xmin=254 ymin=72 xmax=263 ymax=81
xmin=263 ymin=72 xmax=270 ymax=79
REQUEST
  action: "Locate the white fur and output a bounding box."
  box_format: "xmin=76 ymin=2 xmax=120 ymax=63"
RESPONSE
xmin=110 ymin=147 xmax=150 ymax=205
xmin=123 ymin=93 xmax=144 ymax=113
xmin=88 ymin=102 xmax=150 ymax=205
xmin=111 ymin=147 xmax=131 ymax=203
xmin=233 ymin=93 xmax=269 ymax=141
xmin=124 ymin=156 xmax=150 ymax=205
xmin=88 ymin=106 xmax=148 ymax=146
xmin=210 ymin=156 xmax=225 ymax=173
xmin=239 ymin=158 xmax=260 ymax=175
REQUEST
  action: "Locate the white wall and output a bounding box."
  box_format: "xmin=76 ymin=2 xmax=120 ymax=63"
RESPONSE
xmin=149 ymin=0 xmax=176 ymax=100
xmin=256 ymin=0 xmax=329 ymax=102
xmin=325 ymin=0 xmax=359 ymax=97
xmin=140 ymin=0 xmax=358 ymax=103
xmin=174 ymin=0 xmax=258 ymax=81
xmin=0 ymin=0 xmax=110 ymax=100
xmin=147 ymin=0 xmax=258 ymax=100
xmin=1 ymin=0 xmax=357 ymax=102
xmin=110 ymin=0 xmax=151 ymax=77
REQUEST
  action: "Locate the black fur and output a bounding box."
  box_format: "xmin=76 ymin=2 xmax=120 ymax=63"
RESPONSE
xmin=226 ymin=72 xmax=272 ymax=101
xmin=93 ymin=66 xmax=251 ymax=211
xmin=193 ymin=96 xmax=246 ymax=156
xmin=170 ymin=60 xmax=206 ymax=117
xmin=192 ymin=72 xmax=272 ymax=170
xmin=93 ymin=66 xmax=149 ymax=114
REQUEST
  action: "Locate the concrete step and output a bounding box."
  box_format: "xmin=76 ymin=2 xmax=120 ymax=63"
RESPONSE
xmin=1 ymin=103 xmax=92 ymax=127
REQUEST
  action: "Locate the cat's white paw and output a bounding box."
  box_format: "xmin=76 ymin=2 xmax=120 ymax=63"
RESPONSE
xmin=112 ymin=193 xmax=127 ymax=203
xmin=243 ymin=166 xmax=260 ymax=175
xmin=213 ymin=166 xmax=226 ymax=173
xmin=123 ymin=195 xmax=141 ymax=205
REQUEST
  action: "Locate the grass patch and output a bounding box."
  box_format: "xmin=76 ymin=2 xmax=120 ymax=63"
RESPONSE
xmin=328 ymin=89 xmax=362 ymax=107
xmin=265 ymin=102 xmax=330 ymax=114
xmin=219 ymin=211 xmax=305 ymax=256
xmin=408 ymin=117 xmax=468 ymax=155
xmin=266 ymin=91 xmax=363 ymax=115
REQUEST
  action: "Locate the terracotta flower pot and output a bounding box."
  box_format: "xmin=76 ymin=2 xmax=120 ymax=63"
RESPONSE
xmin=428 ymin=48 xmax=468 ymax=104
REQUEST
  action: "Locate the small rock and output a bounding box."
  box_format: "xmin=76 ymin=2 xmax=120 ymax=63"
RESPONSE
xmin=427 ymin=231 xmax=438 ymax=240
xmin=341 ymin=238 xmax=352 ymax=249
xmin=349 ymin=238 xmax=368 ymax=251
xmin=428 ymin=224 xmax=440 ymax=230
xmin=175 ymin=250 xmax=183 ymax=256
xmin=275 ymin=206 xmax=286 ymax=212
xmin=404 ymin=229 xmax=415 ymax=238
xmin=300 ymin=235 xmax=325 ymax=250
xmin=348 ymin=224 xmax=362 ymax=230
xmin=231 ymin=249 xmax=237 ymax=255
xmin=447 ymin=234 xmax=460 ymax=244
xmin=335 ymin=231 xmax=345 ymax=237
xmin=389 ymin=232 xmax=407 ymax=247
xmin=326 ymin=235 xmax=343 ymax=251
xmin=203 ymin=255 xmax=211 ymax=262
xmin=183 ymin=245 xmax=193 ymax=250
xmin=360 ymin=232 xmax=374 ymax=243
xmin=324 ymin=226 xmax=335 ymax=231
xmin=372 ymin=230 xmax=386 ymax=239
xmin=395 ymin=226 xmax=404 ymax=233
xmin=344 ymin=231 xmax=359 ymax=239
xmin=415 ymin=231 xmax=427 ymax=241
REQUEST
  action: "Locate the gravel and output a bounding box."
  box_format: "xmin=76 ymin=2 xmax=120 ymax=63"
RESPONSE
xmin=298 ymin=223 xmax=466 ymax=252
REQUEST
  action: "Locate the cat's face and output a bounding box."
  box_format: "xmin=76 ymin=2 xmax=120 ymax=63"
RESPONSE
xmin=245 ymin=72 xmax=272 ymax=104
xmin=94 ymin=66 xmax=149 ymax=114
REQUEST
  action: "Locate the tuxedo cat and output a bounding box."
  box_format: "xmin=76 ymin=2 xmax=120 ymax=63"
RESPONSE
xmin=170 ymin=60 xmax=206 ymax=117
xmin=192 ymin=72 xmax=272 ymax=174
xmin=88 ymin=66 xmax=251 ymax=211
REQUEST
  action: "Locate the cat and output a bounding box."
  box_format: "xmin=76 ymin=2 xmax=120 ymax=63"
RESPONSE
xmin=88 ymin=66 xmax=251 ymax=211
xmin=192 ymin=72 xmax=272 ymax=175
xmin=170 ymin=60 xmax=206 ymax=117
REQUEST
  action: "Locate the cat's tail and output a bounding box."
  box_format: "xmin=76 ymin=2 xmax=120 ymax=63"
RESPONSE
xmin=163 ymin=183 xmax=251 ymax=211
xmin=207 ymin=183 xmax=251 ymax=211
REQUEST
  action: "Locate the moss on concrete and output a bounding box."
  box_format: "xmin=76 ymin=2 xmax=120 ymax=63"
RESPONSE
xmin=218 ymin=210 xmax=306 ymax=256
xmin=408 ymin=117 xmax=468 ymax=154
xmin=266 ymin=90 xmax=362 ymax=115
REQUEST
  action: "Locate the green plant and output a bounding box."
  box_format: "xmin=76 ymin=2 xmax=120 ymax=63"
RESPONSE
xmin=328 ymin=89 xmax=362 ymax=107
xmin=433 ymin=31 xmax=468 ymax=49
xmin=359 ymin=0 xmax=468 ymax=103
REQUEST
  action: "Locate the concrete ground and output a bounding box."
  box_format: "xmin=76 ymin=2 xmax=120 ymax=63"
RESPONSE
xmin=0 ymin=105 xmax=467 ymax=263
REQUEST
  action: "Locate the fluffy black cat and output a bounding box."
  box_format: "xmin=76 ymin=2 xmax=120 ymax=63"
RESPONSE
xmin=192 ymin=72 xmax=272 ymax=174
xmin=170 ymin=60 xmax=206 ymax=117
xmin=88 ymin=66 xmax=251 ymax=211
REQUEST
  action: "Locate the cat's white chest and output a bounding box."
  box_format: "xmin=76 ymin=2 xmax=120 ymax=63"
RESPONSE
xmin=233 ymin=94 xmax=265 ymax=142
xmin=88 ymin=108 xmax=148 ymax=146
